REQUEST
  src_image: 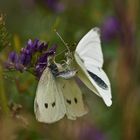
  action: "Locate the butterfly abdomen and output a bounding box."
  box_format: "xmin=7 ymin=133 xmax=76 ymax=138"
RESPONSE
xmin=57 ymin=70 xmax=77 ymax=79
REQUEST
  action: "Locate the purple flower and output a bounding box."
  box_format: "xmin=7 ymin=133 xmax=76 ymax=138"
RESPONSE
xmin=101 ymin=16 xmax=121 ymax=42
xmin=5 ymin=39 xmax=58 ymax=79
xmin=8 ymin=52 xmax=19 ymax=63
xmin=44 ymin=0 xmax=65 ymax=13
xmin=79 ymin=124 xmax=106 ymax=140
xmin=35 ymin=53 xmax=48 ymax=77
xmin=37 ymin=42 xmax=49 ymax=52
xmin=35 ymin=63 xmax=47 ymax=78
xmin=47 ymin=44 xmax=57 ymax=55
xmin=5 ymin=52 xmax=19 ymax=70
xmin=26 ymin=39 xmax=39 ymax=54
xmin=35 ymin=44 xmax=57 ymax=78
xmin=5 ymin=52 xmax=25 ymax=72
xmin=19 ymin=53 xmax=32 ymax=66
xmin=28 ymin=39 xmax=49 ymax=52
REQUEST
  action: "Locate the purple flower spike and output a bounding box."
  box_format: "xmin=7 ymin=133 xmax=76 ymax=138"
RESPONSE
xmin=32 ymin=39 xmax=39 ymax=50
xmin=35 ymin=53 xmax=49 ymax=78
xmin=27 ymin=39 xmax=33 ymax=46
xmin=21 ymin=48 xmax=30 ymax=55
xmin=37 ymin=42 xmax=45 ymax=51
xmin=8 ymin=51 xmax=18 ymax=63
xmin=48 ymin=44 xmax=57 ymax=55
xmin=5 ymin=38 xmax=59 ymax=79
xmin=37 ymin=42 xmax=48 ymax=52
xmin=44 ymin=43 xmax=49 ymax=50
xmin=35 ymin=64 xmax=46 ymax=78
xmin=26 ymin=39 xmax=49 ymax=53
xmin=79 ymin=124 xmax=106 ymax=140
xmin=19 ymin=53 xmax=32 ymax=66
xmin=45 ymin=0 xmax=65 ymax=13
xmin=26 ymin=39 xmax=39 ymax=54
xmin=37 ymin=53 xmax=48 ymax=64
xmin=101 ymin=16 xmax=120 ymax=42
xmin=6 ymin=52 xmax=25 ymax=72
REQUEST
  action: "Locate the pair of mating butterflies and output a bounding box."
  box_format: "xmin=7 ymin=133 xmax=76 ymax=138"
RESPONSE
xmin=34 ymin=27 xmax=112 ymax=123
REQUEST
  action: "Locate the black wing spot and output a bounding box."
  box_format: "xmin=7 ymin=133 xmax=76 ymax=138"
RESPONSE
xmin=66 ymin=99 xmax=71 ymax=104
xmin=63 ymin=84 xmax=65 ymax=89
xmin=88 ymin=71 xmax=108 ymax=90
xmin=52 ymin=102 xmax=56 ymax=107
xmin=44 ymin=103 xmax=48 ymax=109
xmin=74 ymin=98 xmax=78 ymax=104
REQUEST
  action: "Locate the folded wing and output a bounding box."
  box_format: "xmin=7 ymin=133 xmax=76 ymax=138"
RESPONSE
xmin=75 ymin=27 xmax=112 ymax=106
xmin=34 ymin=67 xmax=66 ymax=123
xmin=58 ymin=78 xmax=88 ymax=120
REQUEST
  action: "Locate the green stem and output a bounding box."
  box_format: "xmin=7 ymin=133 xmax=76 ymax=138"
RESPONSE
xmin=0 ymin=65 xmax=10 ymax=116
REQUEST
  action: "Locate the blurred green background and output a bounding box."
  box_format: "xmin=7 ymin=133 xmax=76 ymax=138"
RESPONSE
xmin=0 ymin=0 xmax=140 ymax=140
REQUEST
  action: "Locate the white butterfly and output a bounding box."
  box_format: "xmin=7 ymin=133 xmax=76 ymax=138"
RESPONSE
xmin=34 ymin=27 xmax=112 ymax=123
xmin=34 ymin=59 xmax=88 ymax=123
xmin=74 ymin=27 xmax=112 ymax=107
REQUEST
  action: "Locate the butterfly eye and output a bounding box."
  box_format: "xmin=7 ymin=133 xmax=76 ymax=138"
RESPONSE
xmin=88 ymin=71 xmax=108 ymax=90
xmin=49 ymin=63 xmax=59 ymax=76
xmin=44 ymin=103 xmax=48 ymax=109
xmin=52 ymin=102 xmax=56 ymax=107
xmin=66 ymin=99 xmax=71 ymax=104
xmin=74 ymin=98 xmax=78 ymax=104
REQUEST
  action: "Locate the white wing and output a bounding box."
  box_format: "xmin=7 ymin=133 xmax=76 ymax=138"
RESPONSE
xmin=58 ymin=78 xmax=88 ymax=120
xmin=34 ymin=67 xmax=66 ymax=123
xmin=75 ymin=27 xmax=112 ymax=107
xmin=76 ymin=27 xmax=103 ymax=68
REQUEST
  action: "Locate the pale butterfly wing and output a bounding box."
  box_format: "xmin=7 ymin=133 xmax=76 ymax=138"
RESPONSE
xmin=73 ymin=58 xmax=99 ymax=96
xmin=34 ymin=67 xmax=66 ymax=123
xmin=57 ymin=78 xmax=88 ymax=120
xmin=74 ymin=27 xmax=112 ymax=106
xmin=76 ymin=27 xmax=103 ymax=68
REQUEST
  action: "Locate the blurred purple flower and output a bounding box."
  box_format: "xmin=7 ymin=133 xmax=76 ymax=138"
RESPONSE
xmin=19 ymin=52 xmax=32 ymax=66
xmin=8 ymin=51 xmax=19 ymax=63
xmin=26 ymin=39 xmax=39 ymax=54
xmin=101 ymin=16 xmax=121 ymax=42
xmin=5 ymin=39 xmax=57 ymax=78
xmin=44 ymin=0 xmax=65 ymax=13
xmin=5 ymin=52 xmax=21 ymax=70
xmin=79 ymin=124 xmax=106 ymax=140
xmin=47 ymin=44 xmax=57 ymax=55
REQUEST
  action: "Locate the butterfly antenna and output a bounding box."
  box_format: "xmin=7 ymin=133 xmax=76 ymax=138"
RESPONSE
xmin=54 ymin=29 xmax=70 ymax=53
